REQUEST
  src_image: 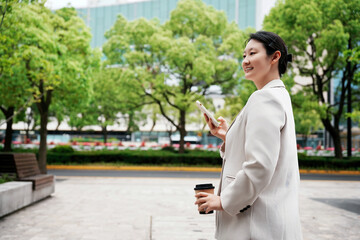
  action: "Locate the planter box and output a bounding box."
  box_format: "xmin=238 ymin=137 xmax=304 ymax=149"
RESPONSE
xmin=0 ymin=180 xmax=55 ymax=218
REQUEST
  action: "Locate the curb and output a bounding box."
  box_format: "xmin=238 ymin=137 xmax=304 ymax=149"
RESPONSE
xmin=47 ymin=165 xmax=222 ymax=172
xmin=47 ymin=165 xmax=360 ymax=175
xmin=298 ymin=169 xmax=360 ymax=175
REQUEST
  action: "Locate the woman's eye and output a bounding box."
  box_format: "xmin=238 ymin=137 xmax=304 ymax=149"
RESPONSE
xmin=242 ymin=55 xmax=246 ymax=59
xmin=250 ymin=52 xmax=255 ymax=55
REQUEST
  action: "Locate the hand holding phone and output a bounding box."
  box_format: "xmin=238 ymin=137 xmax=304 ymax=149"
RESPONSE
xmin=196 ymin=100 xmax=220 ymax=127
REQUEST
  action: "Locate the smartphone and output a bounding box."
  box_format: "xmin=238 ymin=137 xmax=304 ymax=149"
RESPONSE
xmin=196 ymin=100 xmax=220 ymax=127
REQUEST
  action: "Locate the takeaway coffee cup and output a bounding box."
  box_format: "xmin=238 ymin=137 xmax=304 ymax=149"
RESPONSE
xmin=194 ymin=183 xmax=215 ymax=214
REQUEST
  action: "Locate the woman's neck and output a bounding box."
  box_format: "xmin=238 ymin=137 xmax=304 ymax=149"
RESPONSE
xmin=254 ymin=72 xmax=280 ymax=90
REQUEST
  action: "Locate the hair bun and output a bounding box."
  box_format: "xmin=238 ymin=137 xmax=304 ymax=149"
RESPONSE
xmin=287 ymin=54 xmax=293 ymax=62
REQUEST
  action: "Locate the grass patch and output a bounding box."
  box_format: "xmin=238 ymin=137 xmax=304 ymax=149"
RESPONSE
xmin=0 ymin=174 xmax=16 ymax=184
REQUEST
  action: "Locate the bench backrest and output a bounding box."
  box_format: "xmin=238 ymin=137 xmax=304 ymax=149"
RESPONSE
xmin=13 ymin=153 xmax=41 ymax=178
xmin=0 ymin=153 xmax=41 ymax=178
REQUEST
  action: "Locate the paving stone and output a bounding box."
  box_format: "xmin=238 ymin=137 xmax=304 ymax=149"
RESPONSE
xmin=151 ymin=215 xmax=215 ymax=240
xmin=0 ymin=177 xmax=359 ymax=240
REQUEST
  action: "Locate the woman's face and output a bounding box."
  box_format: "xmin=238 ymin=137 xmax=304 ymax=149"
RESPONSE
xmin=242 ymin=39 xmax=273 ymax=83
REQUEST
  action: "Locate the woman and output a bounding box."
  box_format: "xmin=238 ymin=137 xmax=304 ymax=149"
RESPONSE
xmin=195 ymin=31 xmax=303 ymax=240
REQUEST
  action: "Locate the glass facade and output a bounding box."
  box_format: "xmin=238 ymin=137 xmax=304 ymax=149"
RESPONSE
xmin=76 ymin=0 xmax=256 ymax=48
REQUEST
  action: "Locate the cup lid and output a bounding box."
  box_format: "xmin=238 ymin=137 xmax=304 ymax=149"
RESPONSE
xmin=194 ymin=183 xmax=214 ymax=190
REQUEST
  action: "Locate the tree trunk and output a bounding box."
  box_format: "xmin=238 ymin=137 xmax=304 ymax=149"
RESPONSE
xmin=38 ymin=108 xmax=48 ymax=173
xmin=178 ymin=109 xmax=186 ymax=153
xmin=322 ymin=118 xmax=343 ymax=158
xmin=102 ymin=125 xmax=108 ymax=143
xmin=126 ymin=112 xmax=134 ymax=132
xmin=333 ymin=130 xmax=343 ymax=158
xmin=150 ymin=119 xmax=156 ymax=133
xmin=25 ymin=108 xmax=33 ymax=143
xmin=346 ymin=39 xmax=355 ymax=158
xmin=25 ymin=128 xmax=30 ymax=143
xmin=2 ymin=107 xmax=14 ymax=152
xmin=347 ymin=77 xmax=352 ymax=157
xmin=36 ymin=86 xmax=52 ymax=174
xmin=55 ymin=119 xmax=61 ymax=131
xmin=167 ymin=130 xmax=173 ymax=146
xmin=303 ymin=134 xmax=308 ymax=148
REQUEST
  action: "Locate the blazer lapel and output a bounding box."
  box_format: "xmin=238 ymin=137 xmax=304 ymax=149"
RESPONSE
xmin=226 ymin=107 xmax=245 ymax=133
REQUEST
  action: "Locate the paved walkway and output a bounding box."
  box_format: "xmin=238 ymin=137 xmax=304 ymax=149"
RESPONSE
xmin=0 ymin=177 xmax=359 ymax=240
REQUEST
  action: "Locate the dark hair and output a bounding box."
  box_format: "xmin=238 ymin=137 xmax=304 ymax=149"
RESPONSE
xmin=247 ymin=31 xmax=292 ymax=76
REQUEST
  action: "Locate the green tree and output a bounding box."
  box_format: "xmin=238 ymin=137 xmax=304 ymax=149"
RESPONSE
xmin=69 ymin=66 xmax=146 ymax=143
xmin=15 ymin=4 xmax=95 ymax=172
xmin=264 ymin=0 xmax=360 ymax=158
xmin=91 ymin=67 xmax=143 ymax=143
xmin=0 ymin=1 xmax=34 ymax=151
xmin=345 ymin=46 xmax=360 ymax=125
xmin=0 ymin=0 xmax=10 ymax=30
xmin=292 ymin=92 xmax=323 ymax=146
xmin=52 ymin=47 xmax=101 ymax=132
xmin=103 ymin=0 xmax=246 ymax=153
xmin=283 ymin=74 xmax=323 ymax=147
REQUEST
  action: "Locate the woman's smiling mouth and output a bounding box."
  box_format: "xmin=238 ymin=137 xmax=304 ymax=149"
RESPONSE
xmin=245 ymin=67 xmax=254 ymax=73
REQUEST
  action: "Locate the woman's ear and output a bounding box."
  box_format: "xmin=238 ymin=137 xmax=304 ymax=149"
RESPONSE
xmin=271 ymin=51 xmax=281 ymax=64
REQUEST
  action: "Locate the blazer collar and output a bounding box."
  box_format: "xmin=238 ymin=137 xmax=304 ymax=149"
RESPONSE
xmin=226 ymin=79 xmax=285 ymax=133
xmin=261 ymin=79 xmax=285 ymax=89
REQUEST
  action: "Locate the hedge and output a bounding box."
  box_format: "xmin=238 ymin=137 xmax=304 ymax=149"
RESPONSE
xmin=47 ymin=149 xmax=223 ymax=166
xmin=297 ymin=155 xmax=360 ymax=170
xmin=9 ymin=148 xmax=360 ymax=170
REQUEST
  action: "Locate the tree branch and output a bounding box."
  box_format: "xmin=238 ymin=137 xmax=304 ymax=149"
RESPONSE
xmin=146 ymin=91 xmax=180 ymax=131
xmin=0 ymin=0 xmax=8 ymax=31
xmin=0 ymin=95 xmax=34 ymax=127
xmin=323 ymin=56 xmax=338 ymax=77
xmin=162 ymin=92 xmax=181 ymax=111
xmin=165 ymin=89 xmax=176 ymax=97
xmin=294 ymin=80 xmax=313 ymax=87
xmin=298 ymin=68 xmax=314 ymax=76
xmin=124 ymin=101 xmax=155 ymax=110
xmin=134 ymin=75 xmax=180 ymax=130
xmin=316 ymin=75 xmax=326 ymax=103
xmin=212 ymin=76 xmax=233 ymax=85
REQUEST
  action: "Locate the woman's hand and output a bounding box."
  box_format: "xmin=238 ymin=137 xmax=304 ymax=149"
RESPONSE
xmin=204 ymin=114 xmax=228 ymax=142
xmin=194 ymin=192 xmax=223 ymax=213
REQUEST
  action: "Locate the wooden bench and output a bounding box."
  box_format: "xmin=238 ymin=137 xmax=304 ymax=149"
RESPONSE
xmin=0 ymin=153 xmax=54 ymax=190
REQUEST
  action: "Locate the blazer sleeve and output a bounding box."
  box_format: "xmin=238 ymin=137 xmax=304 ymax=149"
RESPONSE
xmin=220 ymin=91 xmax=286 ymax=216
xmin=219 ymin=142 xmax=225 ymax=159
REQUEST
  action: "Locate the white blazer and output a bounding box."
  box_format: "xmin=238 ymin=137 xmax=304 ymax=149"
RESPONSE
xmin=215 ymin=79 xmax=302 ymax=240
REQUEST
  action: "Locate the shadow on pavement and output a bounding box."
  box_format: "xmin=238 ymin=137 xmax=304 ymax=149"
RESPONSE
xmin=311 ymin=198 xmax=360 ymax=215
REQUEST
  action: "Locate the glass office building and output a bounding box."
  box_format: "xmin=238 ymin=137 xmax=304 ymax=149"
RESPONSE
xmin=76 ymin=0 xmax=256 ymax=48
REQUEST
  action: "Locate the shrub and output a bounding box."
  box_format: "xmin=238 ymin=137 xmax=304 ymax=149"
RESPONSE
xmin=47 ymin=149 xmax=222 ymax=166
xmin=297 ymin=155 xmax=360 ymax=170
xmin=161 ymin=146 xmax=176 ymax=152
xmin=49 ymin=145 xmax=75 ymax=153
xmin=0 ymin=174 xmax=16 ymax=184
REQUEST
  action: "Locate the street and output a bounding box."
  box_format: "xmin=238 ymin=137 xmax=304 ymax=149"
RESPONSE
xmin=48 ymin=169 xmax=360 ymax=181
